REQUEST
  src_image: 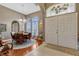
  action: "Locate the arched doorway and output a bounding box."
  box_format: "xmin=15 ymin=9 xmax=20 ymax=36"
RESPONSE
xmin=11 ymin=21 xmax=19 ymax=32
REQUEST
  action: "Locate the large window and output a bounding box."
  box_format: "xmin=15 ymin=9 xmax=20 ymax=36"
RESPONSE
xmin=46 ymin=3 xmax=75 ymax=17
xmin=32 ymin=17 xmax=39 ymax=36
xmin=25 ymin=20 xmax=32 ymax=33
xmin=25 ymin=16 xmax=39 ymax=36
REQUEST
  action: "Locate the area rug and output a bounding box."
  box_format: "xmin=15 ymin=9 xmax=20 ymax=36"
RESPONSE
xmin=13 ymin=39 xmax=36 ymax=49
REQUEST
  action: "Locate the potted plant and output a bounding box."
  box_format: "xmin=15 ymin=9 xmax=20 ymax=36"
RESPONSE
xmin=37 ymin=33 xmax=44 ymax=41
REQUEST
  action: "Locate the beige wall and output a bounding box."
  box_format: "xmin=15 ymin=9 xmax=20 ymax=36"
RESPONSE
xmin=0 ymin=5 xmax=26 ymax=32
xmin=76 ymin=4 xmax=79 ymax=12
xmin=75 ymin=4 xmax=79 ymax=36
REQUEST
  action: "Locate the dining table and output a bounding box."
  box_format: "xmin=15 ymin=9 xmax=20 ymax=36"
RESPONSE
xmin=11 ymin=32 xmax=32 ymax=44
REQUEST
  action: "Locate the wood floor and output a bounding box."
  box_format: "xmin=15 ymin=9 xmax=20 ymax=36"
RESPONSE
xmin=9 ymin=39 xmax=43 ymax=56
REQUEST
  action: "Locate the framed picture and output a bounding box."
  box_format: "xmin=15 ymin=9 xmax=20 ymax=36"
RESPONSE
xmin=0 ymin=24 xmax=6 ymax=32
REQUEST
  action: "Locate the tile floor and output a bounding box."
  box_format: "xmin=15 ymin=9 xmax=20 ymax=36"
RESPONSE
xmin=26 ymin=43 xmax=72 ymax=56
xmin=3 ymin=39 xmax=79 ymax=56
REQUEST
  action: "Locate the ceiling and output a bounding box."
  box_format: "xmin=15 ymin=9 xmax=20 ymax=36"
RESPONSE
xmin=0 ymin=3 xmax=40 ymax=15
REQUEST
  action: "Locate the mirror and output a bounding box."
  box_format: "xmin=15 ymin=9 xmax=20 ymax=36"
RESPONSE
xmin=11 ymin=21 xmax=19 ymax=32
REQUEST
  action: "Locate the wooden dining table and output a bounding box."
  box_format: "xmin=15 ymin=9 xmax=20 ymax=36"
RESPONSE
xmin=11 ymin=32 xmax=32 ymax=44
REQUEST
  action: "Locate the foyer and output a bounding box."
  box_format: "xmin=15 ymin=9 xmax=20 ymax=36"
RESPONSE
xmin=0 ymin=3 xmax=79 ymax=56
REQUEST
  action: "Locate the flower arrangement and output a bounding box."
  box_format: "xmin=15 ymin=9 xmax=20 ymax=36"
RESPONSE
xmin=50 ymin=3 xmax=69 ymax=14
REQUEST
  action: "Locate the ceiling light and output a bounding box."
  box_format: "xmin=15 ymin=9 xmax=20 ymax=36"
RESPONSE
xmin=19 ymin=19 xmax=23 ymax=22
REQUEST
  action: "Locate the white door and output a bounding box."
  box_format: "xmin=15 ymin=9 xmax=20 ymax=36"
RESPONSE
xmin=45 ymin=17 xmax=58 ymax=45
xmin=58 ymin=13 xmax=78 ymax=49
